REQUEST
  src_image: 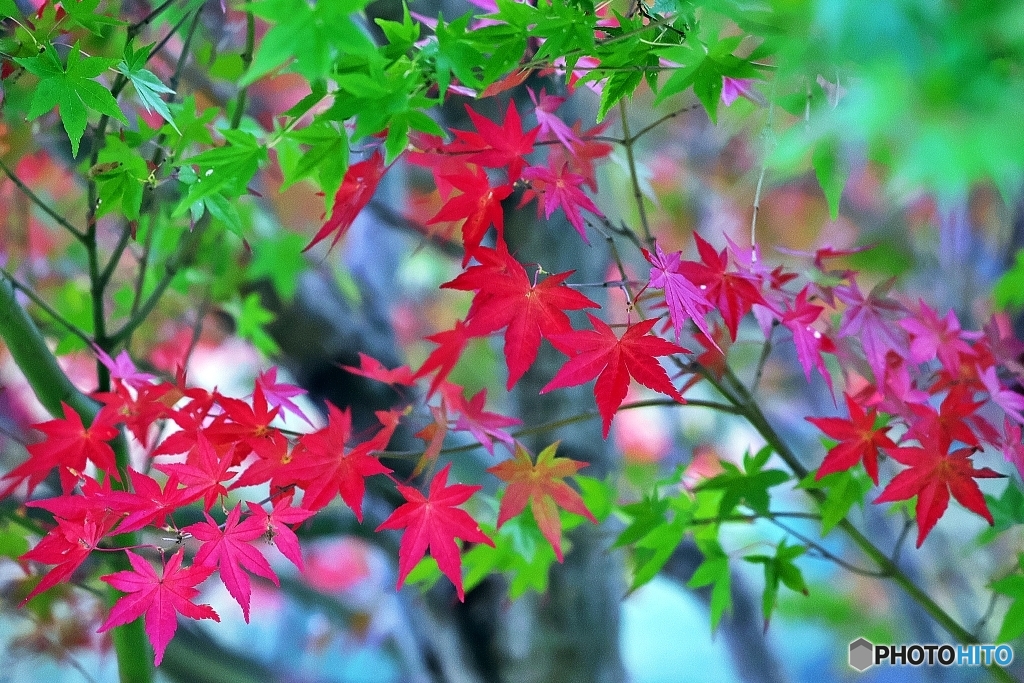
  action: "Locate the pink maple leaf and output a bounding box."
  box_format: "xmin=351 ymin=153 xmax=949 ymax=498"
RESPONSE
xmin=522 ymin=162 xmax=602 ymax=243
xmin=183 ymin=503 xmax=279 ymax=622
xmin=99 ymin=549 xmax=219 ymax=666
xmin=642 ymin=244 xmax=716 ymax=347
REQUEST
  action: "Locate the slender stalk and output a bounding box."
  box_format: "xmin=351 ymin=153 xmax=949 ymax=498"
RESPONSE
xmin=0 ymin=269 xmax=93 ymax=346
xmin=618 ymin=100 xmax=655 ymax=248
xmin=0 ymin=157 xmax=85 ymax=241
xmin=0 ymin=278 xmax=153 ymax=682
xmin=716 ymin=364 xmax=1015 ymax=682
xmin=229 ymin=12 xmax=255 ymax=130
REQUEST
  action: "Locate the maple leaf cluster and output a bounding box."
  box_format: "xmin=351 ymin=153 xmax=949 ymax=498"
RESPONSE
xmin=3 ymin=339 xmax=598 ymax=664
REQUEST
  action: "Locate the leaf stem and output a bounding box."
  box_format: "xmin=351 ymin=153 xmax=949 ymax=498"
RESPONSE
xmin=0 ymin=269 xmax=93 ymax=347
xmin=618 ymin=100 xmax=655 ymax=249
xmin=229 ymin=12 xmax=255 ymax=130
xmin=0 ymin=157 xmax=85 ymax=241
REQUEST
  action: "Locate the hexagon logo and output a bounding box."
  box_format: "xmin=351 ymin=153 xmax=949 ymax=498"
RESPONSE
xmin=849 ymin=638 xmax=874 ymax=672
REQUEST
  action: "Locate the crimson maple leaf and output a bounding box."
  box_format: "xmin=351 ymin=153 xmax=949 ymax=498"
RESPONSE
xmin=1 ymin=402 xmax=120 ymax=498
xmin=303 ymin=151 xmax=387 ymax=253
xmin=341 ymin=352 xmax=416 ymax=386
xmin=375 ymin=463 xmax=493 ymax=601
xmin=452 ymin=101 xmax=538 ymax=181
xmin=183 ymin=503 xmax=279 ymax=622
xmin=543 ymin=314 xmax=688 ymax=438
xmin=99 ymin=549 xmax=219 ymax=666
xmin=413 ymin=319 xmax=474 ymax=396
xmin=487 ymin=441 xmax=596 ymax=561
xmin=442 ymin=246 xmax=599 ymax=388
xmin=874 ymin=433 xmax=1003 ymax=546
xmin=20 ymin=510 xmax=118 ymax=603
xmin=643 ymin=244 xmax=717 ymax=348
xmin=806 ymin=393 xmax=896 ymax=484
xmin=154 ymin=433 xmax=235 ymax=511
xmin=521 ymin=161 xmax=603 ymax=243
xmin=289 ymin=403 xmax=394 ymax=515
xmin=427 ymin=166 xmax=512 ymax=264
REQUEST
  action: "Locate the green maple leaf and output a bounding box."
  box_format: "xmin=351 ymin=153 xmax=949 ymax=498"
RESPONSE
xmin=117 ymin=43 xmax=180 ymax=133
xmin=16 ymin=43 xmax=127 ymax=157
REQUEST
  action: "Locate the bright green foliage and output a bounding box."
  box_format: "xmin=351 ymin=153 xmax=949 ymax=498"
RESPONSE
xmin=992 ymin=558 xmax=1024 ymax=643
xmin=696 ymin=446 xmax=789 ymax=518
xmin=0 ymin=521 xmax=29 ymax=560
xmin=687 ymin=541 xmax=732 ymax=630
xmin=15 ymin=43 xmax=127 ymax=157
xmin=228 ymin=293 xmax=279 ymax=355
xmin=993 ymin=251 xmax=1024 ymax=310
xmin=117 ymin=43 xmax=179 ymax=133
xmin=655 ymin=34 xmax=760 ymax=123
xmin=979 ymin=481 xmax=1024 ymax=545
xmin=245 ymin=231 xmax=309 ymax=301
xmin=175 ymin=130 xmax=266 ymax=220
xmin=243 ymin=0 xmax=376 ymax=85
xmin=463 ymin=518 xmax=558 ymax=598
xmin=745 ymin=539 xmax=809 ymax=629
xmin=92 ymin=136 xmax=150 ymax=220
xmin=800 ymin=468 xmax=871 ymax=536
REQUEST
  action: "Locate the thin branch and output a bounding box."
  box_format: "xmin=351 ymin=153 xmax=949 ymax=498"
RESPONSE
xmin=377 ymin=397 xmax=742 ymax=460
xmin=769 ymin=516 xmax=888 ymax=578
xmin=629 ymin=104 xmax=700 ymax=143
xmin=229 ymin=12 xmax=255 ymax=130
xmin=0 ymin=269 xmax=93 ymax=347
xmin=128 ymin=0 xmax=179 ymax=39
xmin=0 ymin=157 xmax=85 ymax=241
xmin=97 ymin=221 xmax=134 ymax=290
xmin=618 ymin=100 xmax=655 ymax=248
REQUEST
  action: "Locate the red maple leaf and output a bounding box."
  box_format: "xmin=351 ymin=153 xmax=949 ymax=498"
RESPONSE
xmin=442 ymin=246 xmax=599 ymax=388
xmin=874 ymin=433 xmax=1003 ymax=546
xmin=20 ymin=510 xmax=118 ymax=603
xmin=543 ymin=314 xmax=688 ymax=437
xmin=303 ymin=151 xmax=387 ymax=253
xmin=452 ymin=101 xmax=538 ymax=181
xmin=643 ymin=244 xmax=716 ymax=348
xmin=1 ymin=403 xmax=120 ymax=497
xmin=289 ymin=403 xmax=394 ymax=515
xmin=154 ymin=433 xmax=235 ymax=511
xmin=427 ymin=166 xmax=512 ymax=265
xmin=487 ymin=441 xmax=596 ymax=561
xmin=375 ymin=463 xmax=493 ymax=601
xmin=413 ymin=319 xmax=475 ymax=396
xmin=99 ymin=549 xmax=219 ymax=666
xmin=806 ymin=393 xmax=896 ymax=484
xmin=183 ymin=503 xmax=279 ymax=622
xmin=341 ymin=352 xmax=416 ymax=386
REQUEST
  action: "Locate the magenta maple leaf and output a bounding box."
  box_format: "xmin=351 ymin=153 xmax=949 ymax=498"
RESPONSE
xmin=450 ymin=388 xmax=520 ymax=454
xmin=781 ymin=286 xmax=835 ymax=393
xmin=522 ymin=162 xmax=602 ymax=243
xmin=529 ymin=88 xmax=579 ymax=150
xmin=256 ymin=367 xmax=313 ymax=426
xmin=99 ymin=549 xmax=219 ymax=666
xmin=643 ymin=244 xmax=716 ymax=347
xmin=183 ymin=503 xmax=279 ymax=622
xmin=834 ymin=278 xmax=907 ymax=382
xmin=981 ymin=366 xmax=1024 ymax=425
xmin=94 ymin=345 xmax=156 ymax=389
